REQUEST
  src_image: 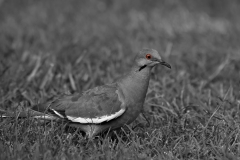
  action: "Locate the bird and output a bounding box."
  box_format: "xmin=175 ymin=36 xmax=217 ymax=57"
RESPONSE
xmin=0 ymin=48 xmax=171 ymax=138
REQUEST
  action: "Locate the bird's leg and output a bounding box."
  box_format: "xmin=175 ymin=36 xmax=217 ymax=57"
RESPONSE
xmin=86 ymin=125 xmax=95 ymax=139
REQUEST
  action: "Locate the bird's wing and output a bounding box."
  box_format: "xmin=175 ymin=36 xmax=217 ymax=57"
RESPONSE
xmin=33 ymin=83 xmax=126 ymax=124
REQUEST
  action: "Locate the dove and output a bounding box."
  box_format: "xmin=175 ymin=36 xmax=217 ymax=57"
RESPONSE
xmin=0 ymin=48 xmax=171 ymax=138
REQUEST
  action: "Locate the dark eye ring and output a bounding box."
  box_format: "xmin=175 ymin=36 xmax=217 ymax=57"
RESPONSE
xmin=146 ymin=54 xmax=152 ymax=59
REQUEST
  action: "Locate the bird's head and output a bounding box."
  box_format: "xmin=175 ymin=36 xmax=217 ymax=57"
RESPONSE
xmin=135 ymin=48 xmax=171 ymax=71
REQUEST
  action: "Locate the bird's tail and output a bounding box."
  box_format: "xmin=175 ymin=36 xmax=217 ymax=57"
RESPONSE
xmin=0 ymin=107 xmax=57 ymax=120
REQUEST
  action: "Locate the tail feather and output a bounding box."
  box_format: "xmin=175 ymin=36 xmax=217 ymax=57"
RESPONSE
xmin=0 ymin=108 xmax=58 ymax=120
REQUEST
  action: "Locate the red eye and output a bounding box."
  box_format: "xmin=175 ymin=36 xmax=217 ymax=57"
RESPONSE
xmin=146 ymin=54 xmax=152 ymax=59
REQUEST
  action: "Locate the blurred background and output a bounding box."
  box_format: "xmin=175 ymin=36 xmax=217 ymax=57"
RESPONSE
xmin=0 ymin=0 xmax=239 ymax=110
xmin=1 ymin=0 xmax=240 ymax=159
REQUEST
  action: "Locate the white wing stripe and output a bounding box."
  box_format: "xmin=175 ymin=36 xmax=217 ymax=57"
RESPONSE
xmin=66 ymin=108 xmax=125 ymax=124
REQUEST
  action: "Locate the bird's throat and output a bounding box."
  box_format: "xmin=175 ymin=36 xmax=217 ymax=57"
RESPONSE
xmin=118 ymin=66 xmax=151 ymax=102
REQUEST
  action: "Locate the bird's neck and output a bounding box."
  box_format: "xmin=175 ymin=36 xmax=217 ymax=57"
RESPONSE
xmin=118 ymin=65 xmax=152 ymax=103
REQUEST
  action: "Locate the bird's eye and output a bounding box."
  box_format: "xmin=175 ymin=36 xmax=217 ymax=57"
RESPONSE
xmin=146 ymin=54 xmax=152 ymax=60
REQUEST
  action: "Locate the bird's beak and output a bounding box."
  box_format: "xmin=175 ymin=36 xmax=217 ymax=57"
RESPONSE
xmin=157 ymin=59 xmax=171 ymax=69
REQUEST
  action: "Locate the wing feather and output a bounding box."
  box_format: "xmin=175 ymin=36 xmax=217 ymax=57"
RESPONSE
xmin=41 ymin=83 xmax=126 ymax=124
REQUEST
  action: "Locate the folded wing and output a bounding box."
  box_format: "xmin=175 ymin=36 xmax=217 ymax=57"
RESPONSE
xmin=33 ymin=83 xmax=126 ymax=124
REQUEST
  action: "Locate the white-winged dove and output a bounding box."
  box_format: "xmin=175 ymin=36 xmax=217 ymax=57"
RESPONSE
xmin=1 ymin=48 xmax=171 ymax=138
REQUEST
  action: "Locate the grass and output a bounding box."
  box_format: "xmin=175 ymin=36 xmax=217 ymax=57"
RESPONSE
xmin=0 ymin=0 xmax=240 ymax=159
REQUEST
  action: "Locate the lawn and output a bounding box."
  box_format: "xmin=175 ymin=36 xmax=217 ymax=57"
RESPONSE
xmin=0 ymin=0 xmax=240 ymax=159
